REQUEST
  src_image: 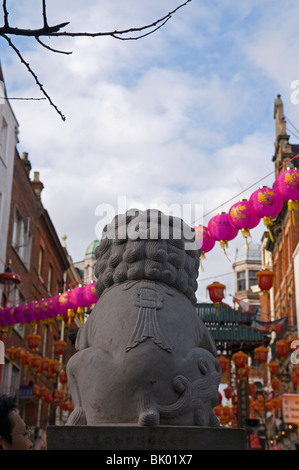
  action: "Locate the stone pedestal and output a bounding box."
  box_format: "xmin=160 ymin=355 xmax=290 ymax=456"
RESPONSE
xmin=47 ymin=425 xmax=246 ymax=450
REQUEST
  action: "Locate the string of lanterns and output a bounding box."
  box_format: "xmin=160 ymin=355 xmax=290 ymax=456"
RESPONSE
xmin=215 ymin=339 xmax=299 ymax=433
xmin=6 ymin=334 xmax=73 ymax=411
xmin=0 ymin=282 xmax=98 ymax=327
xmin=194 ymin=166 xmax=299 ymax=260
xmin=0 ymin=164 xmax=298 ymax=328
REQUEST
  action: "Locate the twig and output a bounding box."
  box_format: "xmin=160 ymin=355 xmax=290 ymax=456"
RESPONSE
xmin=2 ymin=0 xmax=9 ymax=28
xmin=35 ymin=36 xmax=72 ymax=55
xmin=2 ymin=34 xmax=66 ymax=121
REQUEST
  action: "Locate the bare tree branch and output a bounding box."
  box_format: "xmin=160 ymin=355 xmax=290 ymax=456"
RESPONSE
xmin=3 ymin=34 xmax=66 ymax=121
xmin=1 ymin=0 xmax=192 ymax=120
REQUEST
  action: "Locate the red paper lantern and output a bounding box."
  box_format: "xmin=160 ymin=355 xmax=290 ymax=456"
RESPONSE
xmin=41 ymin=357 xmax=50 ymax=373
xmin=268 ymin=361 xmax=280 ymax=376
xmin=49 ymin=359 xmax=61 ymax=375
xmin=271 ymin=377 xmax=281 ymax=391
xmin=207 ymin=281 xmax=226 ymax=305
xmin=266 ymin=400 xmax=274 ymax=412
xmin=256 ymin=269 xmax=274 ymax=294
xmin=228 ymin=199 xmax=260 ymax=248
xmin=207 ymin=212 xmax=238 ymax=256
xmin=33 ymin=384 xmax=40 ymax=397
xmin=218 ymin=355 xmax=230 ymax=374
xmin=43 ymin=393 xmax=52 ymax=404
xmin=274 ymin=168 xmax=299 ymax=225
xmin=254 ymin=345 xmax=269 ymax=364
xmin=61 ymin=401 xmax=71 ymax=411
xmin=30 ymin=354 xmax=42 ymax=371
xmin=214 ymin=404 xmax=223 ymax=418
xmin=53 ymin=339 xmax=67 ymax=356
xmin=6 ymin=346 xmax=17 ymax=362
xmin=238 ymin=365 xmax=250 ymax=379
xmin=15 ymin=347 xmax=26 ymax=361
xmin=224 ymin=385 xmax=234 ymax=400
xmin=233 ymin=351 xmax=248 ymax=369
xmin=27 ymin=333 xmax=41 ymax=350
xmin=59 ymin=368 xmax=67 ymax=384
xmin=276 ymin=339 xmax=288 ymax=359
xmin=20 ymin=351 xmax=32 ymax=371
xmin=248 ymin=383 xmax=256 ymax=396
xmin=249 ymin=186 xmax=283 ymax=241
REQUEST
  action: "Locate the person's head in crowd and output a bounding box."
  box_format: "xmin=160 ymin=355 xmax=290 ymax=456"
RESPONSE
xmin=0 ymin=395 xmax=33 ymax=450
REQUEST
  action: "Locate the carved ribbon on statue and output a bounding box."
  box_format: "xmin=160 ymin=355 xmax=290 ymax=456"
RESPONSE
xmin=126 ymin=281 xmax=172 ymax=353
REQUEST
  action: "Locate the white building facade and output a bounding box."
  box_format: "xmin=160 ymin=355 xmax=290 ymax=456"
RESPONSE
xmin=0 ymin=66 xmax=19 ymax=272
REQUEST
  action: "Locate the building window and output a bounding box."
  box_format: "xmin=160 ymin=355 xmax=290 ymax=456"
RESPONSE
xmin=0 ymin=116 xmax=8 ymax=163
xmin=249 ymin=270 xmax=258 ymax=288
xmin=1 ymin=357 xmax=20 ymax=397
xmin=12 ymin=208 xmax=31 ymax=268
xmin=47 ymin=264 xmax=53 ymax=293
xmin=38 ymin=246 xmax=44 ymax=277
xmin=237 ymin=270 xmax=246 ymax=291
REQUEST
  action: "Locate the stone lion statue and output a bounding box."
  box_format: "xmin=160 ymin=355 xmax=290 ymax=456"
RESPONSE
xmin=66 ymin=209 xmax=221 ymax=427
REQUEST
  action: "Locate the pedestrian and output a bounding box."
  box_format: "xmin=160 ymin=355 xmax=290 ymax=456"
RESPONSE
xmin=0 ymin=395 xmax=33 ymax=450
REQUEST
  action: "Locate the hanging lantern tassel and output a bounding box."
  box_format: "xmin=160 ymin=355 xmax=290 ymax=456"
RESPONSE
xmin=194 ymin=225 xmax=215 ymax=272
xmin=241 ymin=228 xmax=250 ymax=250
xmin=262 ymin=217 xmax=274 ymax=242
xmin=288 ymin=199 xmax=298 ymax=226
xmin=76 ymin=307 xmax=85 ymax=324
xmin=67 ymin=309 xmax=75 ymax=325
xmin=219 ymin=240 xmax=231 ymax=262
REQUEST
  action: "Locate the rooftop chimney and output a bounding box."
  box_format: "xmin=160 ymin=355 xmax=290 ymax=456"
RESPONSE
xmin=21 ymin=151 xmax=31 ymax=176
xmin=31 ymin=171 xmax=44 ymax=200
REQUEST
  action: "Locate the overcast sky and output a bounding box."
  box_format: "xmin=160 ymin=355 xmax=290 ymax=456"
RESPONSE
xmin=1 ymin=0 xmax=299 ymax=305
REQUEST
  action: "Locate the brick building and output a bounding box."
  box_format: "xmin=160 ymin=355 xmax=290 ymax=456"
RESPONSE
xmin=1 ymin=147 xmax=80 ymax=439
xmin=0 ymin=66 xmax=81 ymax=443
xmin=264 ymin=95 xmax=299 ymax=334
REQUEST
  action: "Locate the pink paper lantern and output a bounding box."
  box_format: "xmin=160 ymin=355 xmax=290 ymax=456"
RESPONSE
xmin=5 ymin=306 xmax=18 ymax=325
xmin=249 ymin=186 xmax=283 ymax=241
xmin=83 ymin=282 xmax=98 ymax=306
xmin=69 ymin=285 xmax=86 ymax=309
xmin=274 ymin=168 xmax=299 ymax=225
xmin=32 ymin=300 xmax=44 ymax=321
xmin=228 ymin=199 xmax=260 ymax=249
xmin=13 ymin=305 xmax=26 ymax=323
xmin=58 ymin=291 xmax=72 ymax=315
xmin=194 ymin=225 xmax=215 ymax=256
xmin=208 ymin=212 xmax=238 ymax=258
xmin=0 ymin=308 xmax=10 ymax=326
xmin=47 ymin=295 xmax=60 ymax=318
xmin=23 ymin=302 xmax=37 ymax=323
